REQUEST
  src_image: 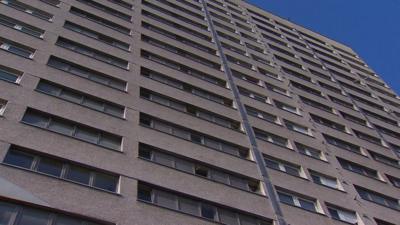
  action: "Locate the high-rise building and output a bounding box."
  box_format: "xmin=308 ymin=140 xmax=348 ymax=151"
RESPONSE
xmin=0 ymin=0 xmax=399 ymax=224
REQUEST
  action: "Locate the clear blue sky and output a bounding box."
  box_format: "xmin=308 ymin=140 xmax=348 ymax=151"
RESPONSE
xmin=248 ymin=0 xmax=400 ymax=95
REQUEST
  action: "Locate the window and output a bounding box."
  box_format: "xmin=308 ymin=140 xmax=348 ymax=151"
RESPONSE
xmin=0 ymin=99 xmax=6 ymax=115
xmin=143 ymin=0 xmax=207 ymax=30
xmin=369 ymin=151 xmax=400 ymax=168
xmin=142 ymin=10 xmax=211 ymax=41
xmin=310 ymin=171 xmax=340 ymax=190
xmin=329 ymin=95 xmax=356 ymax=110
xmin=323 ymin=134 xmax=362 ymax=154
xmin=337 ymin=158 xmax=380 ymax=180
xmin=142 ymin=22 xmax=216 ymax=55
xmin=0 ymin=38 xmax=35 ymax=58
xmin=21 ymin=108 xmax=122 ymax=150
xmin=36 ymin=80 xmax=125 ymax=118
xmin=4 ymin=147 xmax=119 ymax=193
xmin=375 ymin=218 xmax=396 ymax=225
xmin=291 ymin=81 xmax=324 ymax=97
xmin=264 ymin=156 xmax=303 ymax=177
xmin=139 ymin=114 xmax=249 ymax=159
xmin=353 ymin=130 xmax=383 ymax=146
xmin=327 ymin=205 xmax=358 ymax=224
xmin=1 ymin=0 xmax=53 ymax=21
xmin=64 ymin=21 xmax=130 ymax=51
xmin=0 ymin=201 xmax=108 ymax=225
xmin=47 ymin=56 xmax=127 ymax=91
xmin=284 ymin=120 xmax=311 ymax=136
xmin=239 ymin=87 xmax=270 ymax=104
xmin=387 ymin=175 xmax=400 ymax=188
xmin=141 ymin=67 xmax=232 ymax=107
xmin=0 ymin=14 xmax=45 ymax=38
xmin=295 ymin=143 xmax=326 ymax=161
xmin=107 ymin=0 xmax=133 ymax=9
xmin=274 ymin=100 xmax=300 ymax=114
xmin=137 ymin=183 xmax=272 ymax=225
xmin=77 ymin=0 xmax=131 ymax=21
xmin=142 ymin=35 xmax=220 ymax=69
xmin=361 ymin=108 xmax=398 ymax=126
xmin=340 ymin=111 xmax=368 ymax=126
xmin=56 ymin=37 xmax=129 ymax=69
xmin=355 ymin=186 xmax=400 ymax=210
xmin=277 ymin=191 xmax=318 ymax=212
xmin=245 ymin=106 xmax=279 ymax=124
xmin=255 ymin=129 xmax=289 ymax=148
xmin=40 ymin=0 xmax=61 ymax=6
xmin=141 ymin=89 xmax=240 ymax=130
xmin=226 ymin=55 xmax=254 ymax=70
xmin=299 ymin=96 xmax=334 ymax=113
xmin=138 ymin=144 xmax=260 ymax=193
xmin=311 ymin=114 xmax=348 ymax=133
xmin=70 ymin=7 xmax=131 ymax=34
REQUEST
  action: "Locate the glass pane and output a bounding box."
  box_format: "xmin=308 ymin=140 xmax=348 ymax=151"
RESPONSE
xmin=240 ymin=215 xmax=258 ymax=225
xmin=156 ymin=191 xmax=177 ymax=209
xmin=93 ymin=173 xmax=118 ymax=192
xmin=22 ymin=112 xmax=49 ymax=127
xmin=265 ymin=159 xmax=280 ymax=170
xmin=75 ymin=127 xmax=99 ymax=144
xmin=138 ymin=186 xmax=152 ymax=202
xmin=8 ymin=46 xmax=32 ymax=58
xmin=48 ymin=120 xmax=74 ymax=136
xmin=204 ymin=138 xmax=221 ymax=150
xmin=153 ymin=121 xmax=171 ymax=133
xmin=0 ymin=202 xmax=15 ymax=225
xmin=201 ymin=204 xmax=215 ymax=220
xmin=219 ymin=209 xmax=239 ymax=225
xmin=104 ymin=105 xmax=124 ymax=117
xmin=284 ymin=165 xmax=300 ymax=176
xmin=210 ymin=170 xmax=229 ymax=184
xmin=172 ymin=128 xmax=190 ymax=140
xmin=179 ymin=198 xmax=199 ymax=216
xmin=98 ymin=134 xmax=121 ymax=150
xmin=37 ymin=82 xmax=61 ymax=96
xmin=230 ymin=176 xmax=248 ymax=190
xmin=37 ymin=157 xmax=63 ymax=177
xmin=19 ymin=208 xmax=50 ymax=225
xmin=60 ymin=89 xmax=82 ymax=103
xmin=175 ymin=158 xmax=194 ymax=173
xmin=4 ymin=150 xmax=34 ymax=169
xmin=0 ymin=69 xmax=18 ymax=82
xmin=278 ymin=192 xmax=294 ymax=205
xmin=221 ymin=143 xmax=239 ymax=156
xmin=66 ymin=165 xmax=91 ymax=185
xmin=55 ymin=216 xmax=82 ymax=225
xmin=82 ymin=98 xmax=104 ymax=111
xmin=299 ymin=199 xmax=316 ymax=212
xmin=153 ymin=152 xmax=174 ymax=167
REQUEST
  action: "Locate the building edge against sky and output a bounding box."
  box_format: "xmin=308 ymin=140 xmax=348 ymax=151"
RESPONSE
xmin=0 ymin=0 xmax=399 ymax=225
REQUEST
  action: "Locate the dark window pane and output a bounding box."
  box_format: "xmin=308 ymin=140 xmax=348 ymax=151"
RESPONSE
xmin=138 ymin=148 xmax=152 ymax=159
xmin=36 ymin=82 xmax=61 ymax=96
xmin=19 ymin=208 xmax=51 ymax=225
xmin=98 ymin=134 xmax=121 ymax=150
xmin=179 ymin=198 xmax=199 ymax=216
xmin=0 ymin=69 xmax=18 ymax=82
xmin=55 ymin=216 xmax=82 ymax=225
xmin=82 ymin=98 xmax=104 ymax=111
xmin=156 ymin=191 xmax=177 ymax=209
xmin=153 ymin=152 xmax=174 ymax=167
xmin=219 ymin=209 xmax=239 ymax=225
xmin=210 ymin=170 xmax=229 ymax=184
xmin=230 ymin=176 xmax=248 ymax=190
xmin=93 ymin=173 xmax=118 ymax=192
xmin=4 ymin=150 xmax=34 ymax=169
xmin=37 ymin=158 xmax=63 ymax=177
xmin=66 ymin=165 xmax=91 ymax=185
xmin=48 ymin=120 xmax=74 ymax=136
xmin=175 ymin=158 xmax=194 ymax=173
xmin=0 ymin=202 xmax=15 ymax=225
xmin=299 ymin=199 xmax=316 ymax=212
xmin=240 ymin=216 xmax=258 ymax=225
xmin=60 ymin=90 xmax=82 ymax=103
xmin=201 ymin=204 xmax=215 ymax=220
xmin=278 ymin=192 xmax=294 ymax=205
xmin=75 ymin=127 xmax=99 ymax=144
xmin=138 ymin=186 xmax=152 ymax=202
xmin=22 ymin=112 xmax=49 ymax=127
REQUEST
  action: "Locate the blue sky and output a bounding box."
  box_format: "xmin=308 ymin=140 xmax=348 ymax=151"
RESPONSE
xmin=248 ymin=0 xmax=400 ymax=94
